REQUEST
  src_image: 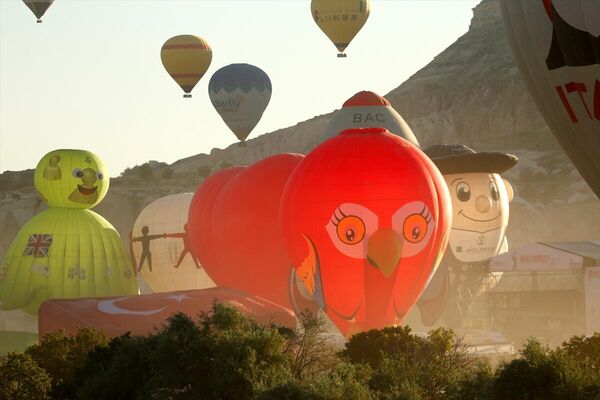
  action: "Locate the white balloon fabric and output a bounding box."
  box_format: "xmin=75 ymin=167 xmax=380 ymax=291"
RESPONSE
xmin=131 ymin=193 xmax=215 ymax=294
xmin=320 ymin=91 xmax=420 ymax=146
xmin=208 ymin=63 xmax=272 ymax=143
xmin=501 ymin=0 xmax=600 ymax=198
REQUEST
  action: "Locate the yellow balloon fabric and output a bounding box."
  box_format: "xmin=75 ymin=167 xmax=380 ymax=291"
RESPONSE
xmin=0 ymin=149 xmax=138 ymax=316
xmin=161 ymin=35 xmax=212 ymax=97
xmin=311 ymin=0 xmax=370 ymax=56
xmin=34 ymin=149 xmax=108 ymax=209
xmin=0 ymin=208 xmax=138 ymax=315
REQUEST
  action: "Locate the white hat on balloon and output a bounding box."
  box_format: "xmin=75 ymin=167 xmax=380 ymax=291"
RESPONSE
xmin=319 ymin=91 xmax=420 ymax=147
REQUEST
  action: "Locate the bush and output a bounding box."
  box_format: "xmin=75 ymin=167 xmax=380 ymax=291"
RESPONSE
xmin=0 ymin=352 xmax=52 ymax=400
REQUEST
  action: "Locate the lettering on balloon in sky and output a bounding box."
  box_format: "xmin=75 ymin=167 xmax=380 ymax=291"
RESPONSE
xmin=555 ymin=80 xmax=600 ymax=123
xmin=212 ymin=95 xmax=245 ymax=113
xmin=353 ymin=113 xmax=386 ymax=124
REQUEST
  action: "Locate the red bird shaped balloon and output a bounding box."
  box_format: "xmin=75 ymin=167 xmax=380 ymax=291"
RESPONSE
xmin=281 ymin=128 xmax=451 ymax=336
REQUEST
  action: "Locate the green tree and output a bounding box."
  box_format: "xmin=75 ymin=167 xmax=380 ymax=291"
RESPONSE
xmin=136 ymin=163 xmax=154 ymax=182
xmin=26 ymin=328 xmax=109 ymax=399
xmin=198 ymin=165 xmax=212 ymax=178
xmin=0 ymin=352 xmax=52 ymax=400
xmin=161 ymin=167 xmax=175 ymax=182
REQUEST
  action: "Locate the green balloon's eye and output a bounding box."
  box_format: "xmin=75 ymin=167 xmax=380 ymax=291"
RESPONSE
xmin=72 ymin=169 xmax=84 ymax=178
xmin=97 ymin=171 xmax=104 ymax=180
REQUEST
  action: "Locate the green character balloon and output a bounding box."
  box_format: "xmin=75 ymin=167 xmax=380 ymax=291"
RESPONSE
xmin=0 ymin=150 xmax=138 ymax=320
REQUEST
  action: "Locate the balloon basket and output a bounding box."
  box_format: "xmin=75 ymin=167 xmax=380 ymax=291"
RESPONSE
xmin=337 ymin=53 xmax=347 ymax=58
xmin=37 ymin=19 xmax=42 ymax=23
xmin=238 ymin=141 xmax=247 ymax=147
xmin=183 ymin=94 xmax=192 ymax=98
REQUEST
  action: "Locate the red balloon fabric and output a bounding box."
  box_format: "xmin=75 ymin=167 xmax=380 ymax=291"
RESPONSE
xmin=38 ymin=287 xmax=297 ymax=338
xmin=188 ymin=154 xmax=304 ymax=309
xmin=281 ymin=128 xmax=451 ymax=335
xmin=188 ymin=167 xmax=244 ymax=276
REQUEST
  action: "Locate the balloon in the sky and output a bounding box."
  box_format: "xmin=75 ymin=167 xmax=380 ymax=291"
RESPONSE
xmin=188 ymin=155 xmax=303 ymax=309
xmin=131 ymin=193 xmax=215 ymax=294
xmin=161 ymin=35 xmax=212 ymax=98
xmin=311 ymin=0 xmax=371 ymax=57
xmin=281 ymin=128 xmax=451 ymax=335
xmin=39 ymin=287 xmax=297 ymax=339
xmin=0 ymin=150 xmax=138 ymax=316
xmin=23 ymin=0 xmax=53 ymax=23
xmin=320 ymin=91 xmax=420 ymax=146
xmin=500 ymin=0 xmax=600 ymax=198
xmin=208 ymin=63 xmax=272 ymax=143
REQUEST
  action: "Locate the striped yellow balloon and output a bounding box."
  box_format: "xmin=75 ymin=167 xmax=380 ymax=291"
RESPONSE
xmin=161 ymin=35 xmax=212 ymax=98
xmin=311 ymin=0 xmax=371 ymax=57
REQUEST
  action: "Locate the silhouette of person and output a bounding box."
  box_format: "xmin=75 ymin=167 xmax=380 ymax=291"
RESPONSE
xmin=132 ymin=226 xmax=166 ymax=272
xmin=43 ymin=155 xmax=61 ymax=180
xmin=165 ymin=223 xmax=201 ymax=269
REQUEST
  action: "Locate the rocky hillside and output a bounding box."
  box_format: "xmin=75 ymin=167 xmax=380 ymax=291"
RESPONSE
xmin=1 ymin=0 xmax=598 ymax=258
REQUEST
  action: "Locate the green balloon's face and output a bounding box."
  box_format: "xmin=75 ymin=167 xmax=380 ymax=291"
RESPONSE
xmin=34 ymin=149 xmax=109 ymax=209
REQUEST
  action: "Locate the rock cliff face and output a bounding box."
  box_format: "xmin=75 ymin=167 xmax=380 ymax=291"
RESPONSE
xmin=1 ymin=0 xmax=598 ymax=259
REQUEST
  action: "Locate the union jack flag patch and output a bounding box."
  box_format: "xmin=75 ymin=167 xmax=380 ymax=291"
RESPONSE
xmin=24 ymin=234 xmax=53 ymax=258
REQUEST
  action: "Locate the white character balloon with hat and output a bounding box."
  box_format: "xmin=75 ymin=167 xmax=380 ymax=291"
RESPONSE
xmin=416 ymin=144 xmax=518 ymax=327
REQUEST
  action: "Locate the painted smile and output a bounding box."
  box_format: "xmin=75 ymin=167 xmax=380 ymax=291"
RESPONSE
xmin=328 ymin=302 xmax=362 ymax=321
xmin=77 ymin=185 xmax=98 ymax=195
xmin=458 ymin=210 xmax=500 ymax=223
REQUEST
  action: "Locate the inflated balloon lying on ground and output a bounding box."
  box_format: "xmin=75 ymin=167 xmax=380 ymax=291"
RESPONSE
xmin=39 ymin=287 xmax=296 ymax=338
xmin=500 ymin=0 xmax=600 ymax=198
xmin=189 ymin=128 xmax=452 ymax=336
xmin=0 ymin=149 xmax=138 ymax=318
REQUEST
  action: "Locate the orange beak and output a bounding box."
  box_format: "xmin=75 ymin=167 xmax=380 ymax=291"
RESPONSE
xmin=367 ymin=228 xmax=403 ymax=278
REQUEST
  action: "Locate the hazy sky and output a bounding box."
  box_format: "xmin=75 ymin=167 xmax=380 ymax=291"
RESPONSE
xmin=0 ymin=0 xmax=479 ymax=176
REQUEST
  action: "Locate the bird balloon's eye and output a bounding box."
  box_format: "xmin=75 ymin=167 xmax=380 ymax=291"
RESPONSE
xmin=97 ymin=171 xmax=104 ymax=180
xmin=403 ymin=214 xmax=428 ymax=243
xmin=489 ymin=181 xmax=499 ymax=201
xmin=72 ymin=168 xmax=84 ymax=178
xmin=456 ymin=182 xmax=471 ymax=202
xmin=336 ymin=215 xmax=365 ymax=245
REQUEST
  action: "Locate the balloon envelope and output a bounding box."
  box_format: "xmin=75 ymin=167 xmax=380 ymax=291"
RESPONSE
xmin=320 ymin=91 xmax=420 ymax=146
xmin=161 ymin=35 xmax=212 ymax=97
xmin=208 ymin=63 xmax=272 ymax=142
xmin=38 ymin=288 xmax=297 ymax=338
xmin=189 ymin=155 xmax=303 ymax=309
xmin=311 ymin=0 xmax=371 ymax=56
xmin=500 ymin=0 xmax=600 ymax=198
xmin=0 ymin=149 xmax=137 ymax=315
xmin=281 ymin=128 xmax=451 ymax=335
xmin=132 ymin=193 xmax=215 ymax=294
xmin=23 ymin=0 xmax=53 ymax=22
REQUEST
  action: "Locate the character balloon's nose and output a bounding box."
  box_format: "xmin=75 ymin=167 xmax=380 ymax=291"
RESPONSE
xmin=367 ymin=228 xmax=403 ymax=278
xmin=82 ymin=168 xmax=97 ymax=185
xmin=476 ymin=195 xmax=492 ymax=213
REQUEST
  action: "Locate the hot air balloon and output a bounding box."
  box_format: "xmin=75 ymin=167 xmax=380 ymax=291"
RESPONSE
xmin=281 ymin=128 xmax=451 ymax=336
xmin=0 ymin=309 xmax=37 ymax=354
xmin=320 ymin=91 xmax=420 ymax=146
xmin=311 ymin=0 xmax=371 ymax=57
xmin=39 ymin=287 xmax=297 ymax=338
xmin=188 ymin=155 xmax=303 ymax=309
xmin=161 ymin=35 xmax=212 ymax=98
xmin=23 ymin=0 xmax=53 ymax=23
xmin=0 ymin=150 xmax=138 ymax=319
xmin=500 ymin=0 xmax=600 ymax=198
xmin=416 ymin=144 xmax=517 ymax=327
xmin=131 ymin=193 xmax=215 ymax=294
xmin=208 ymin=63 xmax=272 ymax=143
